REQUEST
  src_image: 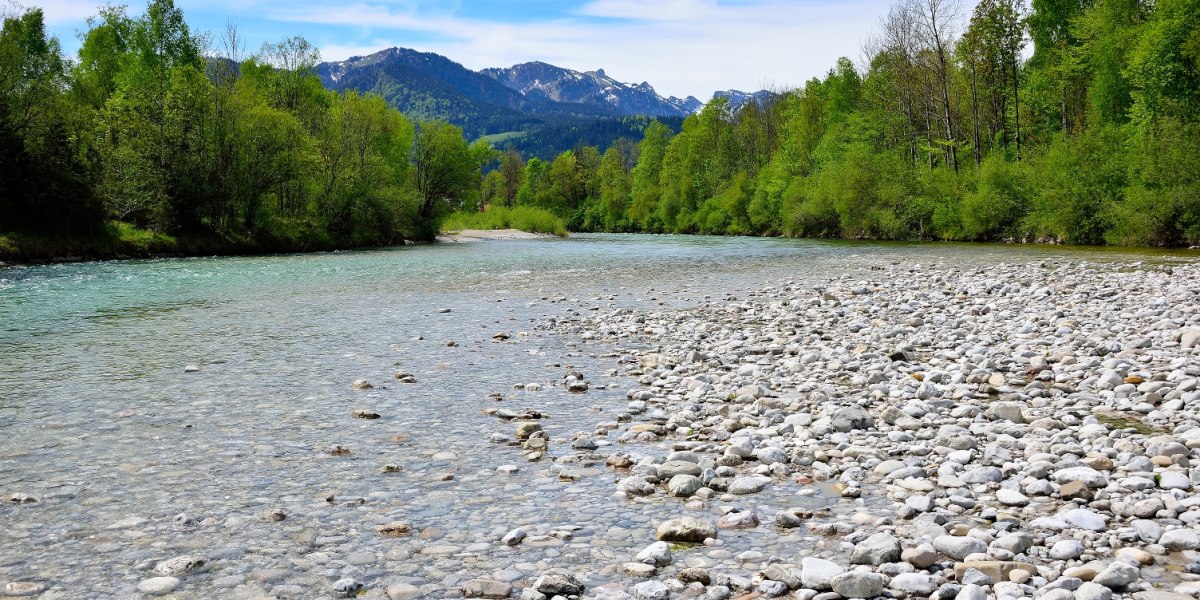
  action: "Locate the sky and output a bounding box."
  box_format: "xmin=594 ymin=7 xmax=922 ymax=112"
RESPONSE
xmin=34 ymin=0 xmax=910 ymax=101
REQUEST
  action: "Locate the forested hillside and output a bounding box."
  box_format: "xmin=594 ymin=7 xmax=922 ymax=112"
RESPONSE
xmin=473 ymin=0 xmax=1200 ymax=246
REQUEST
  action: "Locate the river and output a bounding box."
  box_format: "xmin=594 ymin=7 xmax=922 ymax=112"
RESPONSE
xmin=0 ymin=235 xmax=1195 ymax=599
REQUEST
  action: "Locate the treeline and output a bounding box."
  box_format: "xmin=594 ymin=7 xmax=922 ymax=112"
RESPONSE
xmin=474 ymin=0 xmax=1200 ymax=246
xmin=0 ymin=1 xmax=489 ymax=257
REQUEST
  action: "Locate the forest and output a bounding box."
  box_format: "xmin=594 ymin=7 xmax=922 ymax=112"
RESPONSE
xmin=0 ymin=1 xmax=492 ymax=258
xmin=2 ymin=0 xmax=1199 ymax=260
xmin=474 ymin=0 xmax=1200 ymax=246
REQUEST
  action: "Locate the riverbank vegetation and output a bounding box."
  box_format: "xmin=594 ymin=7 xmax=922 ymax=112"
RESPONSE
xmin=0 ymin=2 xmax=490 ymax=261
xmin=467 ymin=0 xmax=1200 ymax=247
xmin=441 ymin=207 xmax=568 ymax=237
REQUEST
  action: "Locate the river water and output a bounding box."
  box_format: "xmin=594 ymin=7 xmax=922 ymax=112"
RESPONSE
xmin=0 ymin=235 xmax=1195 ymax=599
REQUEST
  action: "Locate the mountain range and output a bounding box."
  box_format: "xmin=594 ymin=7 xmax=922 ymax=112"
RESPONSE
xmin=315 ymin=47 xmax=773 ymax=158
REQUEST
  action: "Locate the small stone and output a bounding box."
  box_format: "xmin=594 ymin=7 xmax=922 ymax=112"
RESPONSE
xmin=622 ymin=562 xmax=657 ymax=577
xmin=388 ymin=583 xmax=422 ymax=600
xmin=154 ymin=555 xmax=207 ymax=577
xmin=831 ymin=406 xmax=875 ymax=432
xmin=668 ymin=474 xmax=703 ymax=497
xmin=376 ymin=522 xmax=412 ymax=537
xmin=1160 ymin=529 xmax=1200 ymax=551
xmin=890 ymin=573 xmax=936 ymax=596
xmin=1076 ymin=582 xmax=1113 ymax=600
xmin=801 ymin=557 xmax=845 ymax=590
xmin=934 ymin=535 xmax=987 ymax=560
xmin=2 ymin=582 xmax=47 ymax=597
xmin=955 ymin=584 xmax=986 ymax=600
xmin=183 ymin=365 xmax=200 ymax=372
xmin=851 ymin=532 xmax=902 ymax=565
xmin=633 ymin=580 xmax=671 ymax=600
xmin=776 ymin=511 xmax=803 ymax=528
xmin=502 ymin=528 xmax=527 ymax=546
xmin=953 ymin=561 xmax=1036 ymax=583
xmin=656 ymin=517 xmax=718 ymax=543
xmin=997 ymin=489 xmax=1029 ymax=506
xmin=636 ymin=541 xmax=673 ymax=567
xmin=831 ymin=571 xmax=885 ymax=599
xmin=352 ymin=409 xmax=381 ymax=419
xmin=728 ymin=475 xmax=770 ymax=494
xmin=903 ymin=544 xmax=938 ymax=569
xmin=515 ymin=422 xmax=542 ymax=440
xmin=1060 ymin=480 xmax=1093 ymax=500
xmin=679 ymin=568 xmax=711 ymax=585
xmin=533 ymin=569 xmax=584 ymax=596
xmin=717 ymin=510 xmax=760 ymax=529
xmin=463 ymin=579 xmax=513 ymax=599
xmin=762 ymin=564 xmax=802 ymax=589
xmin=658 ymin=460 xmax=703 ymax=478
xmin=351 ymin=379 xmax=373 ymax=390
xmin=960 ymin=568 xmax=993 ymax=587
xmin=333 ymin=577 xmax=363 ymax=597
xmin=1063 ymin=508 xmax=1107 ymax=531
xmin=1117 ymin=547 xmax=1154 ymax=565
xmin=1050 ymin=539 xmax=1085 ymax=560
xmin=1093 ymin=562 xmax=1140 ymax=589
xmin=137 ymin=577 xmax=181 ymax=595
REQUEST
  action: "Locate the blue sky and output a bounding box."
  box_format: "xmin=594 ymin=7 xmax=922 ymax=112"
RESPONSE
xmin=37 ymin=0 xmax=911 ymax=100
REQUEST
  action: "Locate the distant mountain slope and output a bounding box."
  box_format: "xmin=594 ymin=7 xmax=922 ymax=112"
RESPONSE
xmin=480 ymin=61 xmax=702 ymax=117
xmin=313 ymin=47 xmax=764 ymax=157
xmin=316 ymin=48 xmax=615 ymax=139
xmin=713 ymin=89 xmax=780 ymax=112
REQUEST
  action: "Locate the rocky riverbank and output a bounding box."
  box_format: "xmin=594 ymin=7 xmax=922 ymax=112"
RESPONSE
xmin=437 ymin=229 xmax=565 ymax=243
xmin=4 ymin=254 xmax=1200 ymax=600
xmin=528 ymin=259 xmax=1200 ymax=600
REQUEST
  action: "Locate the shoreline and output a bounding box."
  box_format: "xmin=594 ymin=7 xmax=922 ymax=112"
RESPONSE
xmin=2 ymin=231 xmax=1195 ymax=268
xmin=436 ymin=229 xmax=565 ymax=242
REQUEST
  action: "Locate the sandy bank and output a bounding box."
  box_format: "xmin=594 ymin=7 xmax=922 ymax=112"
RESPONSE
xmin=437 ymin=228 xmax=562 ymax=242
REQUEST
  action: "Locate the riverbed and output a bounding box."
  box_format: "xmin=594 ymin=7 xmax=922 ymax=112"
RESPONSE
xmin=1 ymin=235 xmax=1197 ymax=599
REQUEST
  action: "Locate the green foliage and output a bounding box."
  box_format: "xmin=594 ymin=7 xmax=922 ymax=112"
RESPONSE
xmin=441 ymin=206 xmax=567 ymax=237
xmin=1023 ymin=126 xmax=1127 ymax=244
xmin=960 ymin=153 xmax=1032 ymax=239
xmin=1107 ymin=117 xmax=1200 ymax=245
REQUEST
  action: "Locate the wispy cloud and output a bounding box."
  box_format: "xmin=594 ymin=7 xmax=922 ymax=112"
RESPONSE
xmin=41 ymin=0 xmax=909 ymax=100
xmin=272 ymin=0 xmax=896 ymax=99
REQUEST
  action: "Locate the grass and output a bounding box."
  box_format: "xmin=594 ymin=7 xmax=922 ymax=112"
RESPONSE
xmin=441 ymin=206 xmax=569 ymax=237
xmin=0 ymin=222 xmax=179 ymax=262
xmin=477 ymin=131 xmax=527 ymax=145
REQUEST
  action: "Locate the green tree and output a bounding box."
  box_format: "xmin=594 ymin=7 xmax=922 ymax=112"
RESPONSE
xmin=628 ymin=120 xmax=671 ymax=230
xmin=413 ymin=120 xmax=477 ymax=237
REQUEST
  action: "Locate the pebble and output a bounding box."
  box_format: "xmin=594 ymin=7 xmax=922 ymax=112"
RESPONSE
xmin=137 ymin=577 xmax=181 ymax=595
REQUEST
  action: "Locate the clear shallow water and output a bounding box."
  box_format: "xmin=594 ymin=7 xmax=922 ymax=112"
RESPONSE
xmin=1 ymin=235 xmax=1196 ymax=598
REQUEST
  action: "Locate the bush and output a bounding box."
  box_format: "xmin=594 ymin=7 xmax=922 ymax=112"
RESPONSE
xmin=441 ymin=206 xmax=568 ymax=237
xmin=960 ymin=154 xmax=1033 ymax=241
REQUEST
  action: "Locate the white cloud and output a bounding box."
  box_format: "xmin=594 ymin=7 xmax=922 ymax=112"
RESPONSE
xmin=30 ymin=0 xmax=104 ymax=25
xmin=579 ymin=0 xmax=722 ymax=21
xmin=277 ymin=0 xmax=903 ymax=99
